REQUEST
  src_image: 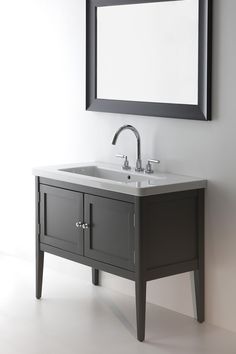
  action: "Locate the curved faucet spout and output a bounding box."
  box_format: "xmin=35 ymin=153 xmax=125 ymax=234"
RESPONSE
xmin=112 ymin=125 xmax=143 ymax=172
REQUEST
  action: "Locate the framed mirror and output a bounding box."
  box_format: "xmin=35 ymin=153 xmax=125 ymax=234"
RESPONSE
xmin=86 ymin=0 xmax=212 ymax=120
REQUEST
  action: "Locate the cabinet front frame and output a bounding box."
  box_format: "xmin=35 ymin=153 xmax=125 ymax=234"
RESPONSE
xmin=38 ymin=178 xmax=136 ymax=275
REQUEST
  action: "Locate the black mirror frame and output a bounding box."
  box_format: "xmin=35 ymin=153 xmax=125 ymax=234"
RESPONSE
xmin=86 ymin=0 xmax=212 ymax=121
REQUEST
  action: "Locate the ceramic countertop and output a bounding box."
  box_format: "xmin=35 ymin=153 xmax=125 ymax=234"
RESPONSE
xmin=33 ymin=162 xmax=207 ymax=197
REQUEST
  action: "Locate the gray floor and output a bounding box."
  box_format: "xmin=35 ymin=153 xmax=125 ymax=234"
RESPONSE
xmin=0 ymin=255 xmax=236 ymax=354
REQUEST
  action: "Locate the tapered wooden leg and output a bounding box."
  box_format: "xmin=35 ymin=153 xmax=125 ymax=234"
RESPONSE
xmin=35 ymin=176 xmax=44 ymax=300
xmin=36 ymin=246 xmax=44 ymax=299
xmin=195 ymin=189 xmax=205 ymax=322
xmin=135 ymin=280 xmax=146 ymax=342
xmin=92 ymin=268 xmax=99 ymax=286
xmin=194 ymin=268 xmax=204 ymax=322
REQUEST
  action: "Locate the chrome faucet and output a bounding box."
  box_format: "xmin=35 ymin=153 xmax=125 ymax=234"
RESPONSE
xmin=112 ymin=125 xmax=144 ymax=172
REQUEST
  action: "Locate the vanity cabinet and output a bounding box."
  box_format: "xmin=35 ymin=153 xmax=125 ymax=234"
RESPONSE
xmin=36 ymin=177 xmax=204 ymax=342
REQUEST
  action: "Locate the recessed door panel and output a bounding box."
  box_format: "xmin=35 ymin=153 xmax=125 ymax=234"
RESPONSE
xmin=84 ymin=195 xmax=134 ymax=270
xmin=40 ymin=185 xmax=83 ymax=254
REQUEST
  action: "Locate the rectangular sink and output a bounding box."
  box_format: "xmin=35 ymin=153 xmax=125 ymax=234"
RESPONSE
xmin=33 ymin=162 xmax=207 ymax=196
xmin=59 ymin=166 xmax=160 ymax=183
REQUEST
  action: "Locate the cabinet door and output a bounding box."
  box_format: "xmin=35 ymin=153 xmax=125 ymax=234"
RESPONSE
xmin=40 ymin=185 xmax=83 ymax=254
xmin=84 ymin=195 xmax=135 ymax=271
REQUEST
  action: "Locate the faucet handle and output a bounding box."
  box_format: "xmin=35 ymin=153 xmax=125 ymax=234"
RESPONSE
xmin=116 ymin=154 xmax=131 ymax=170
xmin=116 ymin=154 xmax=125 ymax=159
xmin=145 ymin=159 xmax=160 ymax=174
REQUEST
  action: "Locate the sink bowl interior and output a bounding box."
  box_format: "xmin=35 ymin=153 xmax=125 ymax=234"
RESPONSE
xmin=60 ymin=166 xmax=151 ymax=183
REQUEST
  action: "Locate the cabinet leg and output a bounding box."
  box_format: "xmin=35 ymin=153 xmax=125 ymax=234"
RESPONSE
xmin=194 ymin=268 xmax=204 ymax=322
xmin=92 ymin=268 xmax=99 ymax=286
xmin=36 ymin=247 xmax=44 ymax=299
xmin=195 ymin=189 xmax=205 ymax=323
xmin=135 ymin=280 xmax=146 ymax=342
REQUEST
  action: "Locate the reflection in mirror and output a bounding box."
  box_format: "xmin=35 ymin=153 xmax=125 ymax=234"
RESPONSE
xmin=97 ymin=0 xmax=199 ymax=105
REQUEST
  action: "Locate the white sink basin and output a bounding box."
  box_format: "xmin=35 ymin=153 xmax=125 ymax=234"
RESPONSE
xmin=33 ymin=162 xmax=207 ymax=196
xmin=59 ymin=166 xmax=164 ymax=184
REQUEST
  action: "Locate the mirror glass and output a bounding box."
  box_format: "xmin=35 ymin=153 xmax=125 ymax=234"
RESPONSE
xmin=97 ymin=0 xmax=199 ymax=105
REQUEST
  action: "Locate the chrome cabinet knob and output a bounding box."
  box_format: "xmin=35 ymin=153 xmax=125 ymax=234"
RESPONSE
xmin=76 ymin=222 xmax=89 ymax=229
xmin=116 ymin=154 xmax=131 ymax=170
xmin=145 ymin=159 xmax=160 ymax=174
xmin=82 ymin=223 xmax=89 ymax=229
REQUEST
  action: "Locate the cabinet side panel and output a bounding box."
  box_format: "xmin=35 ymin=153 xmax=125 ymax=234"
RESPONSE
xmin=144 ymin=192 xmax=198 ymax=269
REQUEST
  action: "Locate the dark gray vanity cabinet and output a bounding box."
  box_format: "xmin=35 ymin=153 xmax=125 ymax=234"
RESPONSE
xmin=36 ymin=177 xmax=204 ymax=342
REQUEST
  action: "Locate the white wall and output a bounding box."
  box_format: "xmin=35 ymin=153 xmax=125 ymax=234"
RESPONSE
xmin=0 ymin=0 xmax=236 ymax=334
